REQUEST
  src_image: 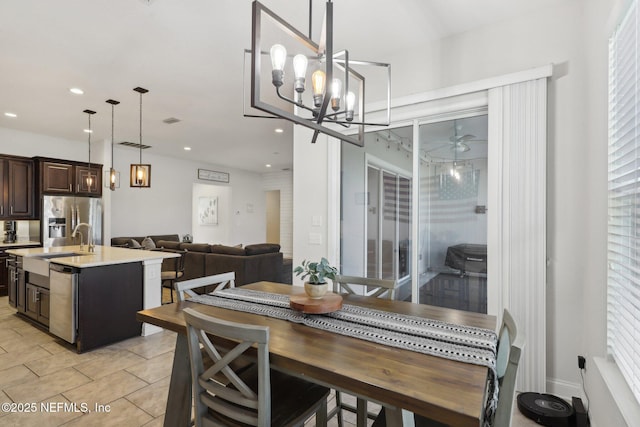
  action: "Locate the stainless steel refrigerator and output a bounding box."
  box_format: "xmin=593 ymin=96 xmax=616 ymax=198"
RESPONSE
xmin=42 ymin=195 xmax=103 ymax=248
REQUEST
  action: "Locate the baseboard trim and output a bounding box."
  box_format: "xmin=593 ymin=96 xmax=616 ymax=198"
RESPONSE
xmin=545 ymin=377 xmax=582 ymax=402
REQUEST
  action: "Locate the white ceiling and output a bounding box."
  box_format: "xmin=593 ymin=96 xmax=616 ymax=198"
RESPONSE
xmin=0 ymin=0 xmax=556 ymax=173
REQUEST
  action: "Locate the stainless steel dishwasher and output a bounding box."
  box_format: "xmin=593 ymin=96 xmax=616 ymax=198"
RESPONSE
xmin=49 ymin=263 xmax=79 ymax=343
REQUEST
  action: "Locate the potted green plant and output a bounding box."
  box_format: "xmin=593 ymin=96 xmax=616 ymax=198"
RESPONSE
xmin=294 ymin=258 xmax=338 ymax=299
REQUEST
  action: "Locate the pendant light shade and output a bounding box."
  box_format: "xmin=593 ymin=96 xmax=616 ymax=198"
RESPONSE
xmin=130 ymin=87 xmax=151 ymax=188
xmin=105 ymin=99 xmax=120 ymax=190
xmin=83 ymin=109 xmax=97 ymax=190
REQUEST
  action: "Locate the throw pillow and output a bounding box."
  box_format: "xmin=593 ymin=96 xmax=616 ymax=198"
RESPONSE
xmin=141 ymin=237 xmax=156 ymax=250
xmin=129 ymin=239 xmax=142 ymax=249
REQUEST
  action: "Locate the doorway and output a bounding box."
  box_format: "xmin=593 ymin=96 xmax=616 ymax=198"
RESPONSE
xmin=417 ymin=115 xmax=488 ymax=313
xmin=265 ymin=190 xmax=280 ymax=245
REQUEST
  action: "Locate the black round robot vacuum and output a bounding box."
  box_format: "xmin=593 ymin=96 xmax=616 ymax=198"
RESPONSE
xmin=517 ymin=392 xmax=574 ymax=427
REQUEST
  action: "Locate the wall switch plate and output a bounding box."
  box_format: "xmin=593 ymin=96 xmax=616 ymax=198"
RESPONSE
xmin=309 ymin=232 xmax=322 ymax=245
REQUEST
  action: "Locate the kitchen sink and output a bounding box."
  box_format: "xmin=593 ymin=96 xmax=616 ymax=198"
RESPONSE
xmin=23 ymin=252 xmax=93 ymax=275
xmin=34 ymin=252 xmax=91 ymax=259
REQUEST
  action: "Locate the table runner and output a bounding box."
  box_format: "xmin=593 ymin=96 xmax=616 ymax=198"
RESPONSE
xmin=190 ymin=288 xmax=498 ymax=426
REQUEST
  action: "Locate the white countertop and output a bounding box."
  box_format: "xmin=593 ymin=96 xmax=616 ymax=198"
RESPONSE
xmin=0 ymin=240 xmax=41 ymax=248
xmin=6 ymin=245 xmax=180 ymax=268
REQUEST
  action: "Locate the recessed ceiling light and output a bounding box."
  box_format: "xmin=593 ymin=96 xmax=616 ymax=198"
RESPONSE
xmin=265 ymin=164 xmax=272 ymax=168
xmin=83 ymin=129 xmax=92 ymax=133
xmin=274 ymin=128 xmax=284 ymax=133
xmin=184 ymin=147 xmax=191 ymax=151
xmin=4 ymin=112 xmax=17 ymax=118
xmin=70 ymin=88 xmax=84 ymax=95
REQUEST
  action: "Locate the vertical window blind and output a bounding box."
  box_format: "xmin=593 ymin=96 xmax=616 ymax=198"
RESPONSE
xmin=608 ymin=0 xmax=640 ymax=403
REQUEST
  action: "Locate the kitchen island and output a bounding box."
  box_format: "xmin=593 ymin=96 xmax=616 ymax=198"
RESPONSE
xmin=6 ymin=245 xmax=179 ymax=352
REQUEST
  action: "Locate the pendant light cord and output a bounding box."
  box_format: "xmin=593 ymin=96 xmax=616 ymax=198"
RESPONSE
xmin=88 ymin=113 xmax=91 ymax=168
xmin=139 ymin=91 xmax=143 ymax=165
xmin=111 ymin=103 xmax=115 ymax=169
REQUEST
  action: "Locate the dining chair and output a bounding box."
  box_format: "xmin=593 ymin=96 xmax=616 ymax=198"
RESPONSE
xmin=160 ymin=249 xmax=187 ymax=304
xmin=330 ymin=275 xmax=397 ymax=427
xmin=177 ymin=272 xmax=257 ymax=388
xmin=175 ymin=271 xmax=236 ymax=302
xmin=183 ymin=307 xmax=330 ymax=426
xmin=333 ymin=275 xmax=397 ymax=300
xmin=371 ymin=308 xmax=525 ymax=427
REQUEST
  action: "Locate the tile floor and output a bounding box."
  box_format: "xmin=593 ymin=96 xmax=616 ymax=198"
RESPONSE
xmin=0 ymin=295 xmax=539 ymax=426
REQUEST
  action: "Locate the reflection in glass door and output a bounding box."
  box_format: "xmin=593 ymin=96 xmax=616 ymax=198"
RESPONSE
xmin=418 ymin=115 xmax=488 ymax=313
xmin=340 ymin=125 xmax=413 ymax=301
xmin=366 ymin=166 xmax=411 ymax=284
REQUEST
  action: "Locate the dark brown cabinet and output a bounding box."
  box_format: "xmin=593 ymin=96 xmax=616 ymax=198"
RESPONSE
xmin=0 ymin=252 xmax=8 ymax=297
xmin=8 ymin=256 xmax=26 ymax=311
xmin=75 ymin=165 xmax=102 ymax=196
xmin=25 ymin=283 xmax=49 ymax=327
xmin=41 ymin=160 xmax=102 ymax=197
xmin=0 ymin=156 xmax=35 ymax=219
xmin=41 ymin=161 xmax=74 ymax=194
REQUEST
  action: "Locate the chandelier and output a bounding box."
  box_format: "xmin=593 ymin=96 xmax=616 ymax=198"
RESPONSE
xmin=248 ymin=0 xmax=390 ymax=146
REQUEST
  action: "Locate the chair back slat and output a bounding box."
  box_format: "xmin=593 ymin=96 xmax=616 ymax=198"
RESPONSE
xmin=184 ymin=308 xmax=270 ymax=426
xmin=334 ymin=274 xmax=397 ymax=300
xmin=176 ymin=272 xmax=236 ymax=302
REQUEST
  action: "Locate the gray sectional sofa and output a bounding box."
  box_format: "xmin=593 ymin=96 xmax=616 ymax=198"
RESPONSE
xmin=111 ymin=234 xmax=286 ymax=286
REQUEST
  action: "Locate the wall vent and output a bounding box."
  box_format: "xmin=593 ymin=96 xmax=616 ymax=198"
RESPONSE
xmin=119 ymin=141 xmax=152 ymax=149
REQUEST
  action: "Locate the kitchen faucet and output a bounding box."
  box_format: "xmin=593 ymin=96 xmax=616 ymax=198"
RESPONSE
xmin=72 ymin=223 xmax=94 ymax=252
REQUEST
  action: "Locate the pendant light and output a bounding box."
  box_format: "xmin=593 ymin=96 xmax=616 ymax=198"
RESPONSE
xmin=83 ymin=109 xmax=97 ymax=190
xmin=130 ymin=86 xmax=150 ymax=188
xmin=105 ymin=99 xmax=120 ymax=190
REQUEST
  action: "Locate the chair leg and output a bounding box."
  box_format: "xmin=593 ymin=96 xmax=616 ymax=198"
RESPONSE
xmin=335 ymin=391 xmax=344 ymax=427
xmin=315 ymin=398 xmax=328 ymax=427
xmin=170 ymin=281 xmax=174 ymax=303
xmin=356 ymin=398 xmax=367 ymax=427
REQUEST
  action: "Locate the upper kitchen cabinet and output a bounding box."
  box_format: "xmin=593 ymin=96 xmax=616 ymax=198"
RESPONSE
xmin=39 ymin=159 xmax=102 ymax=197
xmin=41 ymin=161 xmax=74 ymax=194
xmin=75 ymin=165 xmax=102 ymax=196
xmin=0 ymin=156 xmax=35 ymax=219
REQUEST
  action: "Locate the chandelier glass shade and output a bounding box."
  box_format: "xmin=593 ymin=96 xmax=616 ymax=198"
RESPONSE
xmin=247 ymin=0 xmax=390 ymax=146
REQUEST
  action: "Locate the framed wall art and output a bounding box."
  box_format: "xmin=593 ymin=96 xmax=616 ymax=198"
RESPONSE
xmin=198 ymin=196 xmax=218 ymax=225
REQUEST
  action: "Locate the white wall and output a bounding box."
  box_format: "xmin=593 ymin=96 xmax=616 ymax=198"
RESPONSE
xmin=293 ymin=126 xmax=332 ymax=286
xmin=110 ymin=147 xmax=266 ymax=245
xmin=0 ymin=127 xmax=105 ymax=164
xmin=0 ymin=126 xmax=269 ymax=248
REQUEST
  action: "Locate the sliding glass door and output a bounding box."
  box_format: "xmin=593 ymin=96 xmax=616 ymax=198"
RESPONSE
xmin=418 ymin=115 xmax=488 ymax=313
xmin=340 ymin=116 xmax=487 ymax=312
xmin=341 ymin=125 xmax=413 ymax=300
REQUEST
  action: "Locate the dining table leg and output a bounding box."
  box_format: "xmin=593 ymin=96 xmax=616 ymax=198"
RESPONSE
xmin=163 ymin=333 xmax=192 ymax=427
xmin=385 ymin=406 xmax=415 ymax=427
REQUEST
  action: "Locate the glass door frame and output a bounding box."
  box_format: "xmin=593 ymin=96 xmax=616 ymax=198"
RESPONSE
xmin=364 ymin=154 xmax=412 ymax=287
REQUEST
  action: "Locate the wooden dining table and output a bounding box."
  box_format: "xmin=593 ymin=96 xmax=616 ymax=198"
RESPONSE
xmin=136 ymin=281 xmax=496 ymax=427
